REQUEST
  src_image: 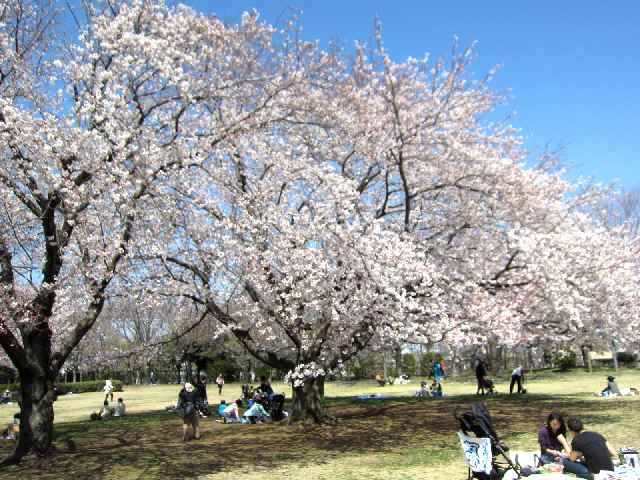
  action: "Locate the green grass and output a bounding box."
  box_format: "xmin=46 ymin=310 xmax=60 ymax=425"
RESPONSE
xmin=0 ymin=368 xmax=638 ymax=479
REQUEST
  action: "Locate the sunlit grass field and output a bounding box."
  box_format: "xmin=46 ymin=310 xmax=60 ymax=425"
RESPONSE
xmin=0 ymin=368 xmax=638 ymax=479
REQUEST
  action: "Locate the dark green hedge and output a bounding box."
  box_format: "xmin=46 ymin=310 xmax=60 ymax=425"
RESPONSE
xmin=1 ymin=380 xmax=124 ymax=395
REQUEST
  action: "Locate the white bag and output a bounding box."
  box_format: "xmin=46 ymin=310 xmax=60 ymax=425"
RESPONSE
xmin=510 ymin=450 xmax=540 ymax=469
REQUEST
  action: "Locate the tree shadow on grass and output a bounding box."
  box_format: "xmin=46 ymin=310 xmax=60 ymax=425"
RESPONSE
xmin=0 ymin=394 xmax=636 ymax=479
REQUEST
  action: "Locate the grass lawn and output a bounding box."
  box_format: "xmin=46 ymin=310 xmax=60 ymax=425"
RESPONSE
xmin=0 ymin=368 xmax=638 ymax=479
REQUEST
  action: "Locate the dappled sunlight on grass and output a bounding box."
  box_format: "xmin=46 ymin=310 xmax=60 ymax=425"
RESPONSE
xmin=0 ymin=368 xmax=638 ymax=479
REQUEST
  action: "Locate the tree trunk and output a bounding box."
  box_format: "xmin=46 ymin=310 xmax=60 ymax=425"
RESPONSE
xmin=580 ymin=345 xmax=591 ymax=371
xmin=21 ymin=373 xmax=55 ymax=456
xmin=383 ymin=351 xmax=389 ymax=381
xmin=195 ymin=358 xmax=208 ymax=377
xmin=395 ymin=346 xmax=403 ymax=376
xmin=1 ymin=371 xmax=56 ymax=466
xmin=289 ymin=377 xmax=334 ymax=425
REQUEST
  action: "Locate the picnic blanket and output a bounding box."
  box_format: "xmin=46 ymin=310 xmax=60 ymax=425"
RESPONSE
xmin=594 ymin=466 xmax=640 ymax=480
xmin=357 ymin=393 xmax=390 ymax=400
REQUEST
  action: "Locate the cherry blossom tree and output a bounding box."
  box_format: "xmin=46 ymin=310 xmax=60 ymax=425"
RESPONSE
xmin=2 ymin=0 xmax=636 ymax=442
xmin=134 ymin=150 xmax=435 ymax=422
xmin=1 ymin=0 xmax=309 ymax=460
xmin=126 ymin=17 xmax=640 ymax=423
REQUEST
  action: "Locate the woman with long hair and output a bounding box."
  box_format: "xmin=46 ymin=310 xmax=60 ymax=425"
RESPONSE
xmin=538 ymin=412 xmax=571 ymax=465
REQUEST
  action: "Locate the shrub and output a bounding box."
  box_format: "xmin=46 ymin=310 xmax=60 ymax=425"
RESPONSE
xmin=349 ymin=355 xmax=379 ymax=379
xmin=553 ymin=349 xmax=577 ymax=371
xmin=0 ymin=380 xmax=124 ymax=395
xmin=616 ymin=351 xmax=638 ymax=365
xmin=402 ymin=353 xmax=417 ymax=376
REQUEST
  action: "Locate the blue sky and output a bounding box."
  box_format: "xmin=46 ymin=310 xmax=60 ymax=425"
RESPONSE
xmin=181 ymin=0 xmax=639 ymax=188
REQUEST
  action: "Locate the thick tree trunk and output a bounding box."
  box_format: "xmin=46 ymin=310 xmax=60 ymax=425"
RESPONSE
xmin=20 ymin=373 xmax=55 ymax=456
xmin=1 ymin=371 xmax=56 ymax=466
xmin=195 ymin=358 xmax=208 ymax=377
xmin=289 ymin=377 xmax=334 ymax=425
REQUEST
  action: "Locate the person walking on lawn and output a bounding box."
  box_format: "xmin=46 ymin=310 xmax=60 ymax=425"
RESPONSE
xmin=475 ymin=359 xmax=488 ymax=395
xmin=177 ymin=383 xmax=200 ymax=441
xmin=216 ymin=374 xmax=225 ymax=395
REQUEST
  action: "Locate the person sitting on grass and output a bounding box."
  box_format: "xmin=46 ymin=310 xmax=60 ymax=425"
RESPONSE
xmin=0 ymin=390 xmax=12 ymax=404
xmin=221 ymin=399 xmax=242 ymax=423
xmin=90 ymin=400 xmax=113 ymax=421
xmin=538 ymin=412 xmax=572 ymax=465
xmin=1 ymin=413 xmax=20 ymax=439
xmin=113 ymin=398 xmax=126 ymax=417
xmin=566 ymin=417 xmax=617 ymax=478
xmin=430 ymin=379 xmax=443 ymax=397
xmin=257 ymin=377 xmax=274 ymax=398
xmin=414 ymin=381 xmax=429 ymax=398
xmin=217 ymin=400 xmax=227 ymax=417
xmin=600 ymin=376 xmax=621 ymax=397
xmin=243 ymin=401 xmax=271 ymax=424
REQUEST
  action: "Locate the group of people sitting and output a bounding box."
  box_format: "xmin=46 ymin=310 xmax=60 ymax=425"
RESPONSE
xmin=538 ymin=412 xmax=618 ymax=478
xmin=176 ymin=376 xmax=284 ymax=441
xmin=216 ymin=397 xmax=272 ymax=424
xmin=89 ymin=379 xmax=126 ymax=420
xmin=90 ymin=397 xmax=126 ymax=420
xmin=414 ymin=379 xmax=444 ymax=398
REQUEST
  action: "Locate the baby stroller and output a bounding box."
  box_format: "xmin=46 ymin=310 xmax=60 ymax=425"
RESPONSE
xmin=269 ymin=394 xmax=286 ymax=421
xmin=455 ymin=403 xmax=520 ymax=480
xmin=482 ymin=378 xmax=497 ymax=395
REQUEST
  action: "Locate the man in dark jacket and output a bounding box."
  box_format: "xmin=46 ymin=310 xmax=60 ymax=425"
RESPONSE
xmin=567 ymin=417 xmax=616 ymax=478
xmin=178 ymin=383 xmax=200 ymax=441
xmin=195 ymin=374 xmax=210 ymax=416
xmin=258 ymin=377 xmax=274 ymax=398
xmin=475 ymin=359 xmax=487 ymax=395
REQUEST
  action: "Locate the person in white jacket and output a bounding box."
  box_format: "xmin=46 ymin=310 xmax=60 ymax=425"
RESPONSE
xmin=104 ymin=379 xmax=114 ymax=402
xmin=221 ymin=399 xmax=242 ymax=423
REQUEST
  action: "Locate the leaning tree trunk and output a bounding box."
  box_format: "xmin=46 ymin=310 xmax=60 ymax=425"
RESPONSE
xmin=289 ymin=377 xmax=334 ymax=425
